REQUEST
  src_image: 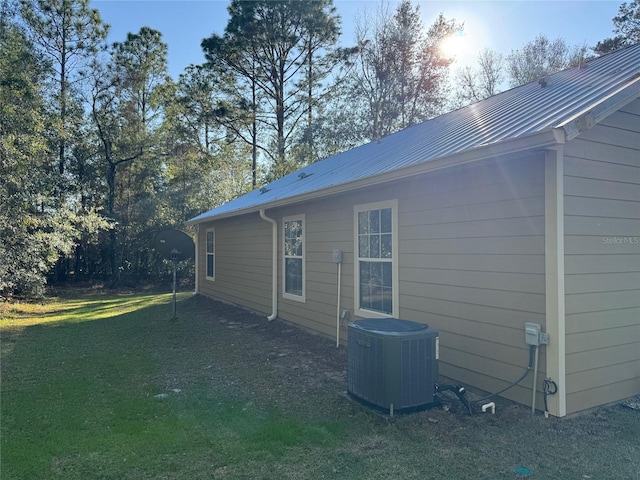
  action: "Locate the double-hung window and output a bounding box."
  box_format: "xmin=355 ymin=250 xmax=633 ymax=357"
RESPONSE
xmin=283 ymin=215 xmax=305 ymax=301
xmin=206 ymin=228 xmax=215 ymax=280
xmin=355 ymin=200 xmax=398 ymax=317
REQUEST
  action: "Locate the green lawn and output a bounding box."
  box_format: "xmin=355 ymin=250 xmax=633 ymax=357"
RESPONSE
xmin=1 ymin=292 xmax=639 ymax=479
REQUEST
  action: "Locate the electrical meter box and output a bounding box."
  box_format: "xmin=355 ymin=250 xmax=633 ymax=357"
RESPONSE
xmin=332 ymin=249 xmax=343 ymax=263
xmin=525 ymin=322 xmax=542 ymax=346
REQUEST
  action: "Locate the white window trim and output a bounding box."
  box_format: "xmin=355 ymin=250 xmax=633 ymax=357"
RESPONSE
xmin=354 ymin=200 xmax=399 ymax=318
xmin=205 ymin=228 xmax=215 ymax=281
xmin=282 ymin=214 xmax=306 ymax=302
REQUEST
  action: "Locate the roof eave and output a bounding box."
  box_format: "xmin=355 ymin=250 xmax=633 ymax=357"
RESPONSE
xmin=187 ymin=128 xmax=565 ymax=225
xmin=560 ymin=73 xmax=640 ymax=141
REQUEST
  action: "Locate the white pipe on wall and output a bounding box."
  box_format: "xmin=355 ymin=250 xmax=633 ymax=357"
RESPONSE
xmin=532 ymin=345 xmax=540 ymax=414
xmin=259 ymin=209 xmax=278 ymax=321
xmin=336 ymin=261 xmax=341 ymax=348
xmin=193 ymin=227 xmax=199 ymax=295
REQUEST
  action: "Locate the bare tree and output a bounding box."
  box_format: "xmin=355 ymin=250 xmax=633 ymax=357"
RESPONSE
xmin=506 ymin=34 xmax=588 ymax=87
xmin=349 ymin=0 xmax=461 ymax=140
xmin=454 ymin=48 xmax=504 ymax=106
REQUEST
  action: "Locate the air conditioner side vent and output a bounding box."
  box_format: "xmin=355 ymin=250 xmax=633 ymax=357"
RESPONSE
xmin=347 ymin=318 xmax=439 ymax=414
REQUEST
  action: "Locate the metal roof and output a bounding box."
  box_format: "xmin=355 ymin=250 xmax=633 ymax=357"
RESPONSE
xmin=189 ymin=43 xmax=640 ymax=224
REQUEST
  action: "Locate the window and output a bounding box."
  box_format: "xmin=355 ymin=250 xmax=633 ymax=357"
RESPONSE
xmin=283 ymin=215 xmax=305 ymax=301
xmin=354 ymin=200 xmax=398 ymax=317
xmin=206 ymin=229 xmax=215 ymax=280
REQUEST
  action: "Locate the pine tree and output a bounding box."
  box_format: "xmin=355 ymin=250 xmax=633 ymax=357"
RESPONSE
xmin=202 ymin=0 xmax=343 ymax=181
xmin=595 ymin=0 xmax=640 ymax=55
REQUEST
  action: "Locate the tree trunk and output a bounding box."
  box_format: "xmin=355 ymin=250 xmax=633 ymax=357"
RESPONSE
xmin=252 ymin=67 xmax=257 ymax=187
xmin=276 ymin=62 xmax=286 ymax=172
xmin=106 ymin=158 xmax=118 ymax=282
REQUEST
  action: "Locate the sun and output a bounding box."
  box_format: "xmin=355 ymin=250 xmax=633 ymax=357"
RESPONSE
xmin=440 ymin=30 xmax=468 ymax=60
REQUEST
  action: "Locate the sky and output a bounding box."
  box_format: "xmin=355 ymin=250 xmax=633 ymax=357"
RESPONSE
xmin=92 ymin=0 xmax=623 ymax=80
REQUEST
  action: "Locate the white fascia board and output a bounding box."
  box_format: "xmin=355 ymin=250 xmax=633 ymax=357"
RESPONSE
xmin=560 ymin=75 xmax=640 ymax=141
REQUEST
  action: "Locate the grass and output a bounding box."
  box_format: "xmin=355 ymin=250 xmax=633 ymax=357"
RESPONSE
xmin=1 ymin=291 xmax=639 ymax=479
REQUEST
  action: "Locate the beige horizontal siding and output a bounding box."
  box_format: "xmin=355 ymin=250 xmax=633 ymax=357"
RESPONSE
xmin=440 ymin=351 xmax=541 ymax=409
xmin=565 ymin=272 xmax=640 ymax=294
xmin=271 ymin=196 xmax=355 ymax=339
xmin=402 ymin=280 xmax=545 ymax=313
xmin=210 ymin=156 xmax=548 ymax=405
xmin=567 ymin=378 xmax=640 ymax=413
xmin=401 ymin=296 xmax=544 ymax=330
xmin=400 ymin=236 xmax=546 ymax=255
xmin=565 ymin=307 xmax=640 ymax=334
xmin=399 ymin=253 xmax=544 ymax=274
xmin=394 ymin=156 xmax=547 ymax=405
xmin=407 ymin=314 xmax=538 ymax=359
xmin=276 ymin=300 xmax=341 ymax=338
xmin=567 ymin=362 xmax=639 ymax=399
xmin=191 ymin=99 xmax=640 ymax=416
xmin=564 ymin=155 xmax=639 ymax=182
xmin=567 ymin=326 xmax=639 ymax=356
xmin=565 ymin=254 xmax=639 ymax=274
xmin=565 ymin=235 xmax=640 ymax=254
xmin=563 ymin=98 xmax=640 ymax=414
xmin=401 ymin=196 xmax=545 ymax=225
xmin=439 ymin=345 xmax=538 ymax=381
xmin=565 ymin=176 xmax=640 ymax=202
xmin=563 ymin=140 xmax=638 ymax=167
xmin=195 ymin=155 xmax=548 ymax=407
xmin=567 ymin=342 xmax=639 ymax=373
xmin=564 ymin=196 xmax=640 ymax=219
xmin=197 ymin=214 xmax=273 ymax=315
xmin=565 ymin=290 xmax=640 ymax=314
xmin=402 ymin=268 xmax=544 ymax=294
xmin=401 ymin=216 xmax=545 ymax=240
xmin=565 ymin=215 xmax=639 ymax=235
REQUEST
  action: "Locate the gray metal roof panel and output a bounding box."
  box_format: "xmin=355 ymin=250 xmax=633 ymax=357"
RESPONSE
xmin=189 ymin=44 xmax=640 ymax=224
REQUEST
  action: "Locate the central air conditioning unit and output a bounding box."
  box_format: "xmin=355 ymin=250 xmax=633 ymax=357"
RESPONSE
xmin=347 ymin=318 xmax=439 ymax=415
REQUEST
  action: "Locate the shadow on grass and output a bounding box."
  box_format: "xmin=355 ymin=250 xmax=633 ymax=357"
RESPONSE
xmin=1 ymin=292 xmax=639 ymax=480
xmin=0 ymin=293 xmax=349 ymax=480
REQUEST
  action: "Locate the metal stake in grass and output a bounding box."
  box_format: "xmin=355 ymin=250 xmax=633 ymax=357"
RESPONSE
xmin=171 ymin=249 xmax=179 ymax=319
xmin=153 ymin=228 xmax=195 ymax=320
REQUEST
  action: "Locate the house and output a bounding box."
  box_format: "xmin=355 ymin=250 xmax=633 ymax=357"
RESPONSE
xmin=187 ymin=44 xmax=640 ymax=417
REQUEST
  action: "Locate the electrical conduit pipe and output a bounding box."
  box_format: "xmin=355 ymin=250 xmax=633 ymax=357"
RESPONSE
xmin=259 ymin=209 xmax=278 ymax=321
xmin=336 ymin=261 xmax=341 ymax=348
xmin=531 ymin=344 xmax=540 ymax=414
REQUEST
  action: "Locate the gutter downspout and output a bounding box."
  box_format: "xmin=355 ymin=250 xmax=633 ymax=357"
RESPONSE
xmin=260 ymin=209 xmax=278 ymax=321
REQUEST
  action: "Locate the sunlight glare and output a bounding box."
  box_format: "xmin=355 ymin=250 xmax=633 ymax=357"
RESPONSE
xmin=440 ymin=30 xmax=468 ymax=61
xmin=435 ymin=10 xmax=489 ymax=69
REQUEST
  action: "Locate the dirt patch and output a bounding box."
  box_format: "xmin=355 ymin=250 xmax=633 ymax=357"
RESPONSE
xmin=183 ymin=295 xmax=505 ymax=418
xmin=172 ymin=294 xmax=640 ymax=426
xmin=178 ymin=295 xmax=350 ymax=414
